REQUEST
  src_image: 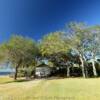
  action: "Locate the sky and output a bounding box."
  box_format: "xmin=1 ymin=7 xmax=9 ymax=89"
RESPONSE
xmin=0 ymin=0 xmax=100 ymax=43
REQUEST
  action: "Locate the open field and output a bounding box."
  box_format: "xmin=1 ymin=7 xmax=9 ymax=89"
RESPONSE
xmin=0 ymin=76 xmax=100 ymax=100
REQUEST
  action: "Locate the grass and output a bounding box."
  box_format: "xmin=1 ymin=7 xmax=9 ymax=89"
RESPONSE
xmin=0 ymin=76 xmax=13 ymax=84
xmin=0 ymin=76 xmax=100 ymax=100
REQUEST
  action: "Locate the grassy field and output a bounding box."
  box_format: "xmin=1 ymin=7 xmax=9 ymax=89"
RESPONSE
xmin=0 ymin=76 xmax=100 ymax=100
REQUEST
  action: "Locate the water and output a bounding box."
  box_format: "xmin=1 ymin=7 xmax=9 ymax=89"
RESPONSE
xmin=0 ymin=72 xmax=12 ymax=76
xmin=0 ymin=69 xmax=15 ymax=76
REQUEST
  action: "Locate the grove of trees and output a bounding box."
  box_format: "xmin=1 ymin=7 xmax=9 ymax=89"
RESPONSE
xmin=0 ymin=22 xmax=100 ymax=80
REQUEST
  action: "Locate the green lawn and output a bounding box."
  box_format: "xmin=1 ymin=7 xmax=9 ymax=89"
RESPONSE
xmin=0 ymin=76 xmax=100 ymax=100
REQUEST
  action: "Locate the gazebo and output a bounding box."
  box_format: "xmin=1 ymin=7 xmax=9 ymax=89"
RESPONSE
xmin=35 ymin=63 xmax=51 ymax=78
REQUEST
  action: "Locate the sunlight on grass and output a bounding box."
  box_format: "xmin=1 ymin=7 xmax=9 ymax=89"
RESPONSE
xmin=0 ymin=77 xmax=100 ymax=100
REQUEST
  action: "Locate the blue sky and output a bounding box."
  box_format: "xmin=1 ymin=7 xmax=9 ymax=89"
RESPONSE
xmin=0 ymin=0 xmax=100 ymax=43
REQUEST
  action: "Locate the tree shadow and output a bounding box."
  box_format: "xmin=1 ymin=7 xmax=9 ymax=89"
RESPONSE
xmin=42 ymin=76 xmax=66 ymax=81
xmin=0 ymin=79 xmax=33 ymax=84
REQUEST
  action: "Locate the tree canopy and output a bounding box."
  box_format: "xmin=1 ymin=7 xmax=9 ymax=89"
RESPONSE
xmin=0 ymin=22 xmax=100 ymax=79
xmin=0 ymin=35 xmax=38 ymax=80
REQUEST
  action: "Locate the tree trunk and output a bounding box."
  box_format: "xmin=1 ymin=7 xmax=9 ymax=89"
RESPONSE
xmin=92 ymin=59 xmax=97 ymax=77
xmin=14 ymin=66 xmax=18 ymax=80
xmin=84 ymin=61 xmax=88 ymax=78
xmin=91 ymin=53 xmax=97 ymax=77
xmin=25 ymin=65 xmax=30 ymax=80
xmin=79 ymin=54 xmax=86 ymax=78
xmin=85 ymin=65 xmax=88 ymax=78
xmin=14 ymin=60 xmax=22 ymax=80
xmin=67 ymin=67 xmax=70 ymax=77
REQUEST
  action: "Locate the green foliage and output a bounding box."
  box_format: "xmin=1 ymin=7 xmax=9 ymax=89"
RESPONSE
xmin=0 ymin=35 xmax=38 ymax=79
xmin=40 ymin=32 xmax=70 ymax=56
xmin=0 ymin=22 xmax=100 ymax=78
xmin=0 ymin=35 xmax=38 ymax=66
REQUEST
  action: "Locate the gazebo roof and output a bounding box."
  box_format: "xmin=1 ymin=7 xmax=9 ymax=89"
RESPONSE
xmin=36 ymin=63 xmax=50 ymax=68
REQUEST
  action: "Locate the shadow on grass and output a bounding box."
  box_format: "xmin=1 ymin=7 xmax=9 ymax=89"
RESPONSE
xmin=0 ymin=79 xmax=33 ymax=84
xmin=1 ymin=76 xmax=100 ymax=84
xmin=43 ymin=76 xmax=99 ymax=81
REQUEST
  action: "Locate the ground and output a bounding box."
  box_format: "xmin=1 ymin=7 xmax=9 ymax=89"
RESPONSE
xmin=0 ymin=76 xmax=100 ymax=100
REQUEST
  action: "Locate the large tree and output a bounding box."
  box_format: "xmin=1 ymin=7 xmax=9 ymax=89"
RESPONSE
xmin=0 ymin=35 xmax=38 ymax=80
xmin=87 ymin=26 xmax=100 ymax=77
xmin=66 ymin=22 xmax=92 ymax=78
xmin=39 ymin=32 xmax=71 ymax=77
